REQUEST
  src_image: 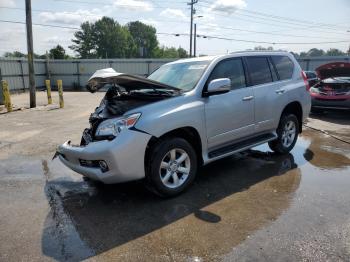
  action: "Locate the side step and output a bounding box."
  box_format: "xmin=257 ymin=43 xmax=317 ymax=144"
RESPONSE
xmin=208 ymin=133 xmax=277 ymax=159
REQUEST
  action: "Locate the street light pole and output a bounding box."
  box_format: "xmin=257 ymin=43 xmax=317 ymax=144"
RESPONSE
xmin=25 ymin=0 xmax=36 ymax=108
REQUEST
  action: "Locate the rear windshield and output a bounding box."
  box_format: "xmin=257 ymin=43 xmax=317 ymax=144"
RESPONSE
xmin=271 ymin=56 xmax=294 ymax=80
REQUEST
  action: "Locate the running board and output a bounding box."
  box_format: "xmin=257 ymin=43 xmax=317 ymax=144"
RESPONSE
xmin=208 ymin=133 xmax=277 ymax=159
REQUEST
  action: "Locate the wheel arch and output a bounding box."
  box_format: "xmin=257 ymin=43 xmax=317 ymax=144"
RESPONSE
xmin=144 ymin=126 xmax=203 ymax=173
xmin=280 ymin=101 xmax=303 ymax=133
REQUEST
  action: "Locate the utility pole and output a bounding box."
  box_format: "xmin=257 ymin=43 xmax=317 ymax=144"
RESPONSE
xmin=25 ymin=0 xmax=36 ymax=108
xmin=188 ymin=0 xmax=198 ymax=57
xmin=194 ymin=23 xmax=197 ymax=57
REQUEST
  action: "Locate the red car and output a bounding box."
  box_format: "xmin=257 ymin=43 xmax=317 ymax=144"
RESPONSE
xmin=309 ymin=62 xmax=350 ymax=112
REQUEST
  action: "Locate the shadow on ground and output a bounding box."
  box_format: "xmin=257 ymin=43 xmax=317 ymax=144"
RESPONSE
xmin=41 ymin=149 xmax=302 ymax=261
xmin=310 ymin=110 xmax=350 ymax=125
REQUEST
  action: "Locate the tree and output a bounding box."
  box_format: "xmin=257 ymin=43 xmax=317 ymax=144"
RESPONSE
xmin=70 ymin=17 xmax=136 ymax=58
xmin=69 ymin=21 xmax=97 ymax=58
xmin=306 ymin=48 xmax=325 ymax=57
xmin=177 ymin=47 xmax=188 ymax=58
xmin=127 ymin=21 xmax=158 ymax=58
xmin=326 ymin=48 xmax=345 ymax=56
xmin=4 ymin=51 xmax=26 ymax=58
xmin=254 ymin=46 xmax=274 ymax=51
xmin=154 ymin=46 xmax=188 ymax=58
xmin=93 ymin=17 xmax=136 ymax=58
xmin=49 ymin=45 xmax=66 ymax=59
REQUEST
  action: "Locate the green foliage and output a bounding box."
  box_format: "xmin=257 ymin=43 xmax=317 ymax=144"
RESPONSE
xmin=154 ymin=46 xmax=188 ymax=58
xmin=93 ymin=17 xmax=136 ymax=58
xmin=325 ymin=48 xmax=345 ymax=56
xmin=4 ymin=51 xmax=26 ymax=58
xmin=69 ymin=21 xmax=97 ymax=58
xmin=69 ymin=17 xmax=188 ymax=58
xmin=254 ymin=46 xmax=274 ymax=51
xmin=127 ymin=21 xmax=158 ymax=58
xmin=4 ymin=51 xmax=46 ymax=59
xmin=49 ymin=45 xmax=66 ymax=59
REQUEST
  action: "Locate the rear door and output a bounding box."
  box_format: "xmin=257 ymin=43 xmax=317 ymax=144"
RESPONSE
xmin=204 ymin=57 xmax=255 ymax=149
xmin=244 ymin=56 xmax=281 ymax=133
xmin=245 ymin=55 xmax=295 ymax=133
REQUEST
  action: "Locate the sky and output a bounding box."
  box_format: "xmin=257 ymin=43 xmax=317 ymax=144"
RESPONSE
xmin=0 ymin=0 xmax=349 ymax=56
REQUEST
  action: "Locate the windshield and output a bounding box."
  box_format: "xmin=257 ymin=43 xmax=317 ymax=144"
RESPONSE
xmin=147 ymin=60 xmax=210 ymax=91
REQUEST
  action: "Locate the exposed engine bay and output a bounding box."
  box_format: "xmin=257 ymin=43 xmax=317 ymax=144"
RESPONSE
xmin=81 ymin=68 xmax=180 ymax=145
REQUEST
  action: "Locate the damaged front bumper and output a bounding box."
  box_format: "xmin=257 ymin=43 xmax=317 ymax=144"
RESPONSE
xmin=56 ymin=129 xmax=152 ymax=184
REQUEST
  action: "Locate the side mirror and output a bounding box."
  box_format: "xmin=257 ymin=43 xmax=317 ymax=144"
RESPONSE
xmin=204 ymin=78 xmax=231 ymax=97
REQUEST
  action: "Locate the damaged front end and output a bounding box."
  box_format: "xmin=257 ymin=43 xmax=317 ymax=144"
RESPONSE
xmin=55 ymin=68 xmax=180 ymax=183
xmin=81 ymin=68 xmax=180 ymax=145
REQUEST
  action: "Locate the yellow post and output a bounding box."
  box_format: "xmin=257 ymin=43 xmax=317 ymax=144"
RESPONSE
xmin=57 ymin=79 xmax=64 ymax=108
xmin=45 ymin=79 xmax=52 ymax=104
xmin=1 ymin=80 xmax=12 ymax=112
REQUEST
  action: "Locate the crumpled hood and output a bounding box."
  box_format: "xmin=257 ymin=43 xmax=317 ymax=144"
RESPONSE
xmin=316 ymin=62 xmax=350 ymax=80
xmin=86 ymin=68 xmax=178 ymax=93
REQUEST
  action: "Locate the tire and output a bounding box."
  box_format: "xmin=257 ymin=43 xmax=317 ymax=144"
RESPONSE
xmin=145 ymin=137 xmax=198 ymax=197
xmin=268 ymin=114 xmax=299 ymax=154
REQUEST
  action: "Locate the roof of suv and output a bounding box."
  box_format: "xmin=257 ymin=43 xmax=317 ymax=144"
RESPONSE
xmin=169 ymin=51 xmax=293 ymax=65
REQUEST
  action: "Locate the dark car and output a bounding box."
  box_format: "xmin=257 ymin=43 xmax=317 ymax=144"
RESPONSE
xmin=304 ymin=71 xmax=319 ymax=87
xmin=309 ymin=62 xmax=350 ymax=112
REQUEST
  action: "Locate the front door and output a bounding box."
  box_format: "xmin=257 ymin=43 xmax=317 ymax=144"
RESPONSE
xmin=204 ymin=58 xmax=255 ymax=149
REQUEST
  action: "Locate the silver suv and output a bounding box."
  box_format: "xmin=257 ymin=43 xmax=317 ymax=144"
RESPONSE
xmin=57 ymin=51 xmax=311 ymax=197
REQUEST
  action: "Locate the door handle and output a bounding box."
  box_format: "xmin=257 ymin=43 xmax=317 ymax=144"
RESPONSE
xmin=276 ymin=89 xmax=285 ymax=94
xmin=242 ymin=96 xmax=254 ymax=101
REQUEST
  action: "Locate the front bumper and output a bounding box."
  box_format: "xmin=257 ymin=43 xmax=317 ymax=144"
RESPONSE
xmin=311 ymin=95 xmax=350 ymax=110
xmin=57 ymin=129 xmax=152 ymax=184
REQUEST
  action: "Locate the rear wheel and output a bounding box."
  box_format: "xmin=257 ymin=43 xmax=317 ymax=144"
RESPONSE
xmin=146 ymin=137 xmax=197 ymax=197
xmin=269 ymin=114 xmax=299 ymax=154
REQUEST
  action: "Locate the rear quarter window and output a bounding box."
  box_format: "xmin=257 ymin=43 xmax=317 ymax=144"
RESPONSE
xmin=271 ymin=56 xmax=294 ymax=80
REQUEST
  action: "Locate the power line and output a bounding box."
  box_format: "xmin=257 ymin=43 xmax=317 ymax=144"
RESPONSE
xmin=154 ymin=32 xmax=350 ymax=45
xmin=1 ymin=6 xmax=348 ymax=41
xmin=196 ymin=4 xmax=349 ymax=34
xmin=1 ymin=19 xmax=349 ymax=45
xmin=198 ymin=0 xmax=349 ymax=30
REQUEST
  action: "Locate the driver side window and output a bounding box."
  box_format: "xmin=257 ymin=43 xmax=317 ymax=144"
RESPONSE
xmin=208 ymin=58 xmax=246 ymax=90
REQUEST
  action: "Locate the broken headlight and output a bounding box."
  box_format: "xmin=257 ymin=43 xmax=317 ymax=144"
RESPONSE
xmin=95 ymin=113 xmax=141 ymax=139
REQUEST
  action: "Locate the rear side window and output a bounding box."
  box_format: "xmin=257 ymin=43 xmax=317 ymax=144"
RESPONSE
xmin=245 ymin=57 xmax=273 ymax=86
xmin=208 ymin=58 xmax=246 ymax=90
xmin=271 ymin=56 xmax=294 ymax=80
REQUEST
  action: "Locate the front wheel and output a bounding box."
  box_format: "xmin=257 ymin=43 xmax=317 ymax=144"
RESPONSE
xmin=146 ymin=137 xmax=198 ymax=197
xmin=269 ymin=114 xmax=299 ymax=154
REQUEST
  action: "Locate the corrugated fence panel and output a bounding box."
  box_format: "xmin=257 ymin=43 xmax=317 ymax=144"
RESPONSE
xmin=1 ymin=56 xmax=349 ymax=92
xmin=298 ymin=56 xmax=350 ymax=71
xmin=0 ymin=59 xmax=24 ymax=91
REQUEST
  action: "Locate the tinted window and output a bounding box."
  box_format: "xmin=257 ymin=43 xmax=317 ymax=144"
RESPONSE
xmin=208 ymin=58 xmax=246 ymax=90
xmin=268 ymin=58 xmax=278 ymax=81
xmin=271 ymin=56 xmax=294 ymax=80
xmin=306 ymin=72 xmax=316 ymax=79
xmin=246 ymin=57 xmax=273 ymax=85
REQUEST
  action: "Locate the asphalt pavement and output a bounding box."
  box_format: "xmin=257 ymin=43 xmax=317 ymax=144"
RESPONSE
xmin=0 ymin=92 xmax=349 ymax=261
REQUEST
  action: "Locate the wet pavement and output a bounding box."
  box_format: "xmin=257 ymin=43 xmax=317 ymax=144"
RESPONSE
xmin=1 ymin=129 xmax=349 ymax=261
xmin=0 ymin=93 xmax=350 ymax=261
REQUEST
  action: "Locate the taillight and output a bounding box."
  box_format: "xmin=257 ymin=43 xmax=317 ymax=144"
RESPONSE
xmin=301 ymin=71 xmax=310 ymax=90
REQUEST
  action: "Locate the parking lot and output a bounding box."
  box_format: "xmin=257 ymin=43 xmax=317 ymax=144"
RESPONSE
xmin=1 ymin=91 xmax=350 ymax=261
